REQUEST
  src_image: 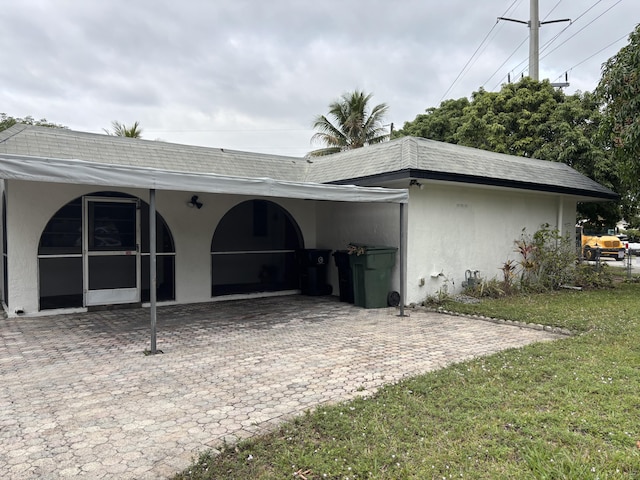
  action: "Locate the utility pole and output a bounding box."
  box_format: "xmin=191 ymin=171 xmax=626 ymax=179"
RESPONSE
xmin=498 ymin=0 xmax=570 ymax=81
xmin=529 ymin=0 xmax=539 ymax=80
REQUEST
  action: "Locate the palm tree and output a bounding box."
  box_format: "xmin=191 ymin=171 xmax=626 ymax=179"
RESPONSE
xmin=104 ymin=120 xmax=143 ymax=138
xmin=308 ymin=90 xmax=390 ymax=156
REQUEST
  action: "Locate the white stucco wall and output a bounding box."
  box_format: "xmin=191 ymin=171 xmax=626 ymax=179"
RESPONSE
xmin=316 ymin=202 xmax=401 ymax=296
xmin=5 ymin=181 xmax=317 ymax=315
xmin=405 ymin=183 xmax=577 ymax=304
xmin=4 ymin=178 xmax=580 ymax=314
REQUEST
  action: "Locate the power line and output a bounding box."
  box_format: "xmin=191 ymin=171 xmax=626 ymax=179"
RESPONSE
xmin=540 ymin=0 xmax=622 ymax=62
xmin=462 ymin=0 xmax=527 ymax=81
xmin=511 ymin=0 xmax=617 ymax=80
xmin=538 ymin=0 xmax=602 ymax=57
xmin=496 ymin=1 xmax=573 ymax=81
xmin=484 ymin=35 xmax=529 ymax=89
xmin=488 ymin=1 xmax=609 ymax=89
xmin=438 ymin=22 xmax=500 ymax=103
xmin=438 ymin=0 xmax=523 ymax=102
xmin=552 ymin=32 xmax=630 ymax=83
xmin=488 ymin=1 xmax=579 ymax=88
xmin=542 ymin=0 xmax=563 ymax=20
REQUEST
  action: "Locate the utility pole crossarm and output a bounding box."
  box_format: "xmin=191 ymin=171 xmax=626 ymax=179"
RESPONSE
xmin=540 ymin=18 xmax=571 ymax=25
xmin=497 ymin=17 xmax=528 ymax=25
xmin=497 ymin=0 xmax=571 ymax=81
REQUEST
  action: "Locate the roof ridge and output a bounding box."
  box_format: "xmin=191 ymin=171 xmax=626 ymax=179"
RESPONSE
xmin=401 ymin=136 xmax=419 ymax=168
xmin=0 ymin=124 xmax=28 ymax=144
xmin=11 ymin=124 xmax=304 ymax=161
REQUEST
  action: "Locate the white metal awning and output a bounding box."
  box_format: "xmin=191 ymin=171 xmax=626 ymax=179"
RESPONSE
xmin=0 ymin=154 xmax=408 ymax=204
xmin=0 ymin=152 xmax=410 ymax=348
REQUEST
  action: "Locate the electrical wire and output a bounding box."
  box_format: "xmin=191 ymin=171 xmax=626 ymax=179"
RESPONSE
xmin=538 ymin=1 xmax=603 ymax=58
xmin=461 ymin=0 xmax=527 ymax=83
xmin=511 ymin=0 xmax=618 ymax=80
xmin=438 ymin=22 xmax=500 ymax=103
xmin=438 ymin=0 xmax=523 ymax=102
xmin=543 ymin=0 xmax=563 ymax=20
xmin=551 ymin=32 xmax=630 ymax=83
xmin=484 ymin=36 xmax=529 ymax=89
xmin=540 ymin=0 xmax=622 ymax=62
xmin=484 ymin=0 xmax=574 ymax=90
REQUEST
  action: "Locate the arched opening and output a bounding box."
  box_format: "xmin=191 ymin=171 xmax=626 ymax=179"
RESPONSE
xmin=211 ymin=199 xmax=303 ymax=296
xmin=37 ymin=192 xmax=175 ymax=310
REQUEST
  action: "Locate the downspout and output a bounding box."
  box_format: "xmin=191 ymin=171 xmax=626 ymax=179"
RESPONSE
xmin=557 ymin=196 xmax=564 ymax=237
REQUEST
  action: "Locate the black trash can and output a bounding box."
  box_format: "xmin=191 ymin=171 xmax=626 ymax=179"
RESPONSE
xmin=333 ymin=250 xmax=354 ymax=303
xmin=297 ymin=249 xmax=332 ymax=295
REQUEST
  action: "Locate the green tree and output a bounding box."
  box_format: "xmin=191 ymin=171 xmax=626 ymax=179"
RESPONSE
xmin=597 ymin=24 xmax=640 ymax=198
xmin=0 ymin=113 xmax=66 ymax=133
xmin=104 ymin=120 xmax=143 ymax=138
xmin=394 ymin=97 xmax=469 ymax=143
xmin=397 ymin=78 xmax=621 ymax=225
xmin=308 ymin=90 xmax=389 ymax=156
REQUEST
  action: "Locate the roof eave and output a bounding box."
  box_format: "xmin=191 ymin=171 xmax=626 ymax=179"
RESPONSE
xmin=327 ymin=169 xmax=620 ymax=202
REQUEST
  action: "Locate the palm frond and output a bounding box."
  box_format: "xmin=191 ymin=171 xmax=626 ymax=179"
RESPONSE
xmin=308 ymin=90 xmax=389 ymax=156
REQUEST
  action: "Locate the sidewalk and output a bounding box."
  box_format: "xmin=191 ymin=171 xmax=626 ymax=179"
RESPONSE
xmin=0 ymin=296 xmax=562 ymax=479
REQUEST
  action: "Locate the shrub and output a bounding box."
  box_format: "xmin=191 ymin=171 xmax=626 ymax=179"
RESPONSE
xmin=463 ymin=224 xmax=612 ymax=300
xmin=514 ymin=224 xmax=577 ymax=291
xmin=574 ymin=262 xmax=613 ymax=289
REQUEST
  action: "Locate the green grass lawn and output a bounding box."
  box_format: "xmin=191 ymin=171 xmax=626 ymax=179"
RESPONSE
xmin=173 ymin=281 xmax=640 ymax=479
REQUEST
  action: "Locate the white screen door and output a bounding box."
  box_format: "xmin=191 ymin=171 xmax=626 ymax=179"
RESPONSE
xmin=83 ymin=197 xmax=141 ymax=306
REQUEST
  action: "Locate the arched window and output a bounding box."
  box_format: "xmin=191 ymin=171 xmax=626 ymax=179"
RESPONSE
xmin=38 ymin=192 xmax=175 ymax=310
xmin=211 ymin=200 xmax=303 ymax=296
xmin=139 ymin=200 xmax=175 ymax=303
xmin=38 ymin=196 xmax=83 ymax=309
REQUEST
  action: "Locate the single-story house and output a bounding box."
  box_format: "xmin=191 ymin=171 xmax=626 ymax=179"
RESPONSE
xmin=0 ymin=125 xmax=617 ymax=317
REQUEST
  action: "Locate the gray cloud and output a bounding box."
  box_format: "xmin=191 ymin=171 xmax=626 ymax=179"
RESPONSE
xmin=2 ymin=1 xmax=639 ymax=157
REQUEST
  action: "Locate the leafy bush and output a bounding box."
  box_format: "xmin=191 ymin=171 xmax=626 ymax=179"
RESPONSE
xmin=574 ymin=262 xmax=613 ymax=289
xmin=463 ymin=224 xmax=612 ymax=299
xmin=515 ymin=224 xmax=577 ymax=291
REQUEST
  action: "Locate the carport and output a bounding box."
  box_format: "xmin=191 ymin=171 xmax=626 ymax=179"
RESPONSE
xmin=0 ymin=151 xmax=408 ymax=352
xmin=0 ymin=296 xmax=562 ymax=478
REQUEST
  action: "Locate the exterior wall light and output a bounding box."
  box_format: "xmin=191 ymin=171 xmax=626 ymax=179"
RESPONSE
xmin=187 ymin=195 xmax=203 ymax=209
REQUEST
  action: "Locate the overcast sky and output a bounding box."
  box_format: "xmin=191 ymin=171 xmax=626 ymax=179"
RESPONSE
xmin=2 ymin=1 xmax=638 ymax=157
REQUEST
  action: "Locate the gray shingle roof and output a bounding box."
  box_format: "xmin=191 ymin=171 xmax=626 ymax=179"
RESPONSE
xmin=0 ymin=124 xmax=308 ymax=181
xmin=0 ymin=125 xmax=617 ymax=200
xmin=305 ymin=136 xmax=618 ymax=200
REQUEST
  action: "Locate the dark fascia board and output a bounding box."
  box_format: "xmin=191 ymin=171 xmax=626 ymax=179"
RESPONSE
xmin=327 ymin=168 xmax=620 ymax=201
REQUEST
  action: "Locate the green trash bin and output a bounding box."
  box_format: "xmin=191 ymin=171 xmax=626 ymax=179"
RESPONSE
xmin=349 ymin=245 xmax=397 ymax=308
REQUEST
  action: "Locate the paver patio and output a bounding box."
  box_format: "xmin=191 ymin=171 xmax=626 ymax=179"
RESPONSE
xmin=0 ymin=296 xmax=563 ymax=479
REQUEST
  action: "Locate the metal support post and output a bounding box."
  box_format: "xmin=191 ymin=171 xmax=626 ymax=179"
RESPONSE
xmin=149 ymin=188 xmax=157 ymax=354
xmin=398 ymin=202 xmax=408 ymax=317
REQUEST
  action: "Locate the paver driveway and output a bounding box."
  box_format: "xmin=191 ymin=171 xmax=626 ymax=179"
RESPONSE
xmin=0 ymin=296 xmax=563 ymax=479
